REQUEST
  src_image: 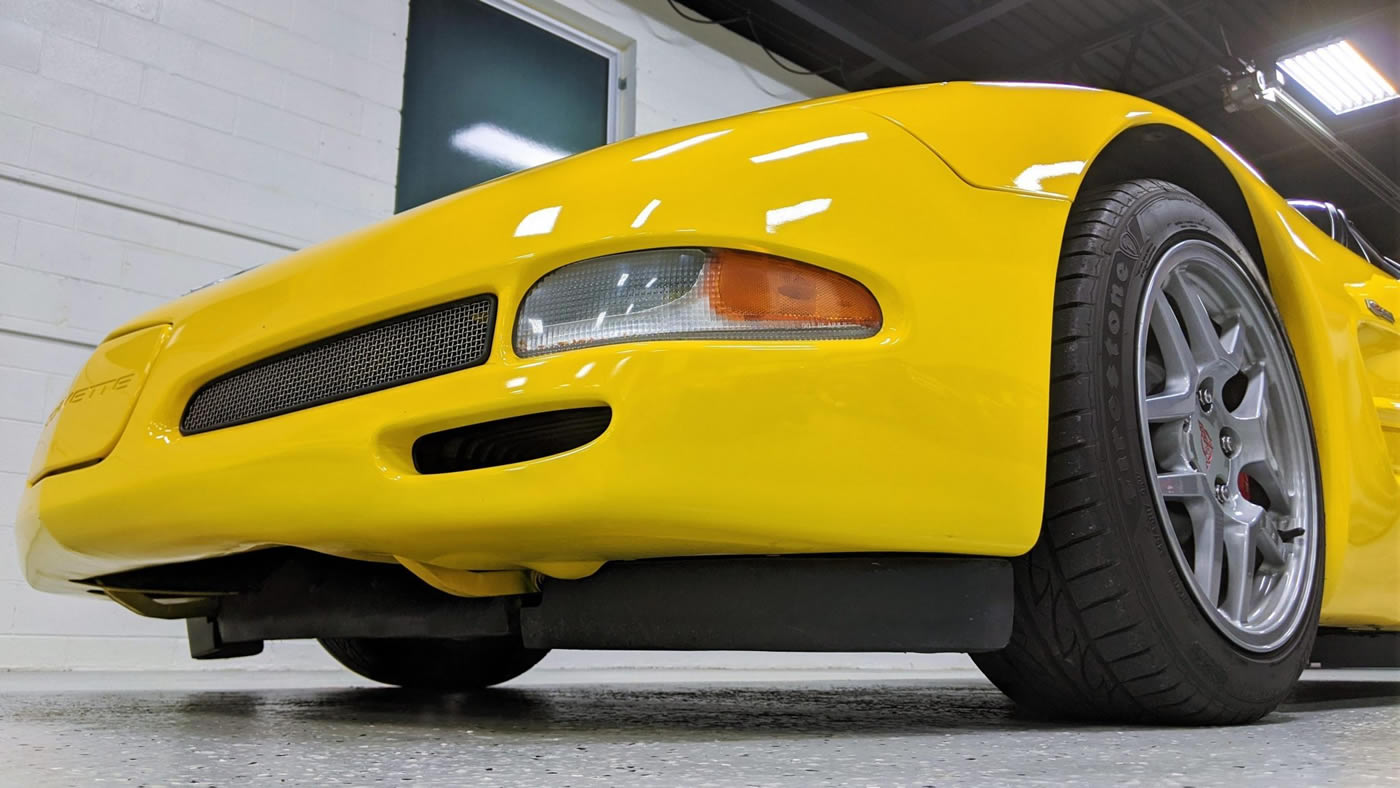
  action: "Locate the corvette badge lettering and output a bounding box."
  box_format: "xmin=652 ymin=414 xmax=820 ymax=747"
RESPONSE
xmin=66 ymin=373 xmax=136 ymax=405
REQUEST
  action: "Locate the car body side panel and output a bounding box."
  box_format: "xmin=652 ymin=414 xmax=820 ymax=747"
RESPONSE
xmin=850 ymin=82 xmax=1399 ymax=627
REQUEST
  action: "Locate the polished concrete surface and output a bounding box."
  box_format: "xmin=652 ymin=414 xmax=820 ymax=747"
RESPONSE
xmin=0 ymin=668 xmax=1396 ymax=786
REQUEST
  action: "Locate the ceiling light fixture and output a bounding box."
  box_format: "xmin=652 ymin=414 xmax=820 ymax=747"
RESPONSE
xmin=1277 ymin=40 xmax=1398 ymax=115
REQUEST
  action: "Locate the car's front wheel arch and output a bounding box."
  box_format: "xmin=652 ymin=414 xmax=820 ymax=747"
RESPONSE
xmin=1078 ymin=124 xmax=1268 ymax=283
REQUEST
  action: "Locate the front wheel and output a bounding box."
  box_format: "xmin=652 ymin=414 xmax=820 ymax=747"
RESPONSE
xmin=973 ymin=179 xmax=1323 ymax=724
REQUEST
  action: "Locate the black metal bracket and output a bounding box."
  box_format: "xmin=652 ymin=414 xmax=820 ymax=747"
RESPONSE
xmin=187 ymin=617 xmax=264 ymax=660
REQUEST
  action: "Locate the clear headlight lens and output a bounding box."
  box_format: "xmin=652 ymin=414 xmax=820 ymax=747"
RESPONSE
xmin=514 ymin=247 xmax=881 ymax=357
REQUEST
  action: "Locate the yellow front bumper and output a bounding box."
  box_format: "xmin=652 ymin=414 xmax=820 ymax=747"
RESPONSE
xmin=22 ymin=336 xmax=1045 ymax=592
xmin=19 ymin=97 xmax=1072 ymax=594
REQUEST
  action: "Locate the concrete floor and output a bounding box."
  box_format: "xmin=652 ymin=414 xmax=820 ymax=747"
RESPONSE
xmin=0 ymin=668 xmax=1395 ymax=786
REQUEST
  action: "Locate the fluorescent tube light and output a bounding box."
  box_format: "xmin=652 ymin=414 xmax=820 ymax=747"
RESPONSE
xmin=1277 ymin=40 xmax=1398 ymax=114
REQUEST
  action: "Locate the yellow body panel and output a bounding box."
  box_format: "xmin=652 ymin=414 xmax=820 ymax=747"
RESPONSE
xmin=16 ymin=83 xmax=1399 ymax=627
xmin=19 ymin=99 xmax=1067 ymax=591
xmin=29 ymin=324 xmax=171 ymax=483
xmin=841 ymin=82 xmax=1399 ymax=626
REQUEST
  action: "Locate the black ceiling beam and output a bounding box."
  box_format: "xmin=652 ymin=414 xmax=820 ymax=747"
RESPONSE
xmin=1123 ymin=0 xmax=1234 ymax=104
xmin=1007 ymin=0 xmax=1208 ymax=77
xmin=849 ymin=0 xmax=1036 ymax=82
xmin=1028 ymin=3 xmax=1228 ymax=107
xmin=1253 ymin=112 xmax=1399 ymax=165
xmin=1117 ymin=28 xmax=1145 ymax=89
xmin=1251 ymin=3 xmax=1399 ymax=63
xmin=1138 ymin=66 xmax=1221 ymax=100
xmin=764 ymin=0 xmax=944 ymax=83
xmin=917 ymin=0 xmax=1036 ymax=47
xmin=1147 ymin=0 xmax=1231 ymax=63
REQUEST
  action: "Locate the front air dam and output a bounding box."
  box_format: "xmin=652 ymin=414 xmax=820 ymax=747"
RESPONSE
xmin=83 ymin=550 xmax=1013 ymax=657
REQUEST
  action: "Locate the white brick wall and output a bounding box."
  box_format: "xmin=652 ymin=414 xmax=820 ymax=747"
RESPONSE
xmin=0 ymin=0 xmax=868 ymax=672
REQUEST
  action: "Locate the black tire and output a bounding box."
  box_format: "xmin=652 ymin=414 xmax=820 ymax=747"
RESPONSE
xmin=319 ymin=636 xmax=548 ymax=690
xmin=972 ymin=178 xmax=1324 ymax=725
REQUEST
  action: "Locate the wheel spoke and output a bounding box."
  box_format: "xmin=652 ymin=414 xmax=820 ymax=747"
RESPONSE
xmin=1150 ymin=292 xmax=1196 ymax=384
xmin=1221 ymin=522 xmax=1257 ymax=624
xmin=1145 ymin=390 xmax=1195 ymax=421
xmin=1229 ymin=367 xmax=1293 ymax=512
xmin=1165 ymin=275 xmax=1240 ymax=371
xmin=1191 ymin=505 xmax=1223 ymax=602
xmin=1157 ymin=471 xmax=1212 ymax=502
xmin=1254 ymin=515 xmax=1288 ymax=570
xmin=1242 ymin=452 xmax=1291 ymax=514
xmin=1232 ymin=382 xmax=1273 ymax=477
xmin=1233 ymin=366 xmax=1268 ymax=425
xmin=1218 ymin=319 xmax=1245 ymax=366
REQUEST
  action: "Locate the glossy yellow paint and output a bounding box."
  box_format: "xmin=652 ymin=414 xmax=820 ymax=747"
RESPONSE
xmin=20 ymin=98 xmax=1068 ymax=596
xmin=29 ymin=324 xmax=171 ymax=483
xmin=17 ymin=83 xmax=1399 ymax=627
xmin=396 ymin=559 xmax=535 ymax=598
xmin=842 ymin=82 xmax=1399 ymax=626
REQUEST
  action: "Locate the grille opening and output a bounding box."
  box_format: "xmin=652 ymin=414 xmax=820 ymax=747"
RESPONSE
xmin=182 ymin=294 xmax=496 ymax=435
xmin=413 ymin=407 xmax=612 ymax=474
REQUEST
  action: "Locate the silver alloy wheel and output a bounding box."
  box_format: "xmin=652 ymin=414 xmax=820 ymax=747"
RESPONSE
xmin=1135 ymin=239 xmax=1318 ymax=653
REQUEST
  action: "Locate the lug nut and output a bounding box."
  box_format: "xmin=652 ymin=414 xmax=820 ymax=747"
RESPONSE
xmin=1220 ymin=432 xmax=1236 ymax=456
xmin=1197 ymin=386 xmax=1214 ymax=412
xmin=1214 ymin=480 xmax=1230 ymax=504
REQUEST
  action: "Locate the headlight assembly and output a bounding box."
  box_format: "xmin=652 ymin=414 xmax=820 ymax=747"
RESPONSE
xmin=513 ymin=248 xmax=881 ymax=357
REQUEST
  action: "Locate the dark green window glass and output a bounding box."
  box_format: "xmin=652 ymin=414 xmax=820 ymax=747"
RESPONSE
xmin=395 ymin=0 xmax=611 ymax=212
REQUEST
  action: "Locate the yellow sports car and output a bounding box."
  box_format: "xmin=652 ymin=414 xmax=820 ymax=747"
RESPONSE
xmin=17 ymin=82 xmax=1399 ymax=724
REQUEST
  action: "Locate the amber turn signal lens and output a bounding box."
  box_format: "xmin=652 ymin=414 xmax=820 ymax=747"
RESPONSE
xmin=514 ymin=247 xmax=880 ymax=356
xmin=708 ymin=250 xmax=881 ymax=327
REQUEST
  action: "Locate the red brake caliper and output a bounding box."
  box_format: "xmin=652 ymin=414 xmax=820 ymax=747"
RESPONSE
xmin=1238 ymin=472 xmax=1253 ymax=503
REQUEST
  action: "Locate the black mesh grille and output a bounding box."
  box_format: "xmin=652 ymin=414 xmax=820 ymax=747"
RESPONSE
xmin=182 ymin=295 xmax=496 ymax=434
